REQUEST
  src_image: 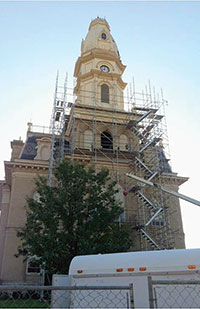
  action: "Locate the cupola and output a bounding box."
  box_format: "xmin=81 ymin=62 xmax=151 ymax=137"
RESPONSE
xmin=81 ymin=17 xmax=120 ymax=58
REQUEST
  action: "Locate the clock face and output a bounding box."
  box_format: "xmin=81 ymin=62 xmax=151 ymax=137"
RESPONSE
xmin=100 ymin=65 xmax=110 ymax=73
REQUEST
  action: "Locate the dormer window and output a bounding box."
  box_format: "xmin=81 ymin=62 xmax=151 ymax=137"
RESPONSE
xmin=101 ymin=33 xmax=107 ymax=40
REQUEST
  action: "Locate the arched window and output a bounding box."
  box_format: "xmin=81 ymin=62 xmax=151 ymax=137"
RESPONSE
xmin=101 ymin=131 xmax=113 ymax=150
xmin=101 ymin=84 xmax=109 ymax=103
xmin=101 ymin=33 xmax=107 ymax=40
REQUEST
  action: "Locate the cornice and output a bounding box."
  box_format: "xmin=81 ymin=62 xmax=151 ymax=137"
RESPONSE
xmin=4 ymin=160 xmax=49 ymax=171
xmin=74 ymin=103 xmax=132 ymax=115
xmin=65 ymin=103 xmax=161 ymax=136
xmin=65 ymin=153 xmax=134 ymax=167
xmin=4 ymin=160 xmax=49 ymax=186
xmin=65 ymin=103 xmax=134 ymax=136
xmin=65 ymin=154 xmax=91 ymax=164
xmin=160 ymin=173 xmax=189 ymax=186
xmin=74 ymin=48 xmax=126 ymax=77
xmin=74 ymin=69 xmax=127 ymax=94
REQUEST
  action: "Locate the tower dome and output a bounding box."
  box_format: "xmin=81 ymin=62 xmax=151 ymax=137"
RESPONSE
xmin=81 ymin=17 xmax=120 ymax=57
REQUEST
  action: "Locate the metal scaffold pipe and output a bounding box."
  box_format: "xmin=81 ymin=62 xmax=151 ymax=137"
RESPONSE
xmin=126 ymin=173 xmax=200 ymax=207
xmin=48 ymin=71 xmax=59 ymax=187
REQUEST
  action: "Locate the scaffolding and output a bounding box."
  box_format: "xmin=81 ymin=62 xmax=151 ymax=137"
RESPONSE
xmin=124 ymin=81 xmax=174 ymax=250
xmin=48 ymin=73 xmax=183 ymax=251
xmin=48 ymin=72 xmax=69 ymax=186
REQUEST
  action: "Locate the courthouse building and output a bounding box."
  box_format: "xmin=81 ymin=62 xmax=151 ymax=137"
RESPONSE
xmin=0 ymin=18 xmax=188 ymax=284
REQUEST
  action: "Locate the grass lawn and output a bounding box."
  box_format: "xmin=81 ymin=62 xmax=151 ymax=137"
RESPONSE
xmin=0 ymin=299 xmax=49 ymax=308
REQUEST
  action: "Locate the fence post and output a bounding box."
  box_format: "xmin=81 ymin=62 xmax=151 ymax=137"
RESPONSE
xmin=132 ymin=276 xmax=150 ymax=308
xmin=129 ymin=283 xmax=134 ymax=309
xmin=148 ymin=276 xmax=154 ymax=308
xmin=51 ymin=274 xmax=72 ymax=308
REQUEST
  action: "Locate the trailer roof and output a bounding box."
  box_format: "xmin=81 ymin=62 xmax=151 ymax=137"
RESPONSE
xmin=69 ymin=249 xmax=200 ymax=275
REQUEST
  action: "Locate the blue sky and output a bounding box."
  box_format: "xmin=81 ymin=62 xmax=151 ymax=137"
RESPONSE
xmin=1 ymin=1 xmax=200 ymax=248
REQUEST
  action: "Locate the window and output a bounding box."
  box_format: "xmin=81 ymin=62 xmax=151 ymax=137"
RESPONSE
xmin=152 ymin=220 xmax=164 ymax=227
xmin=101 ymin=33 xmax=107 ymax=40
xmin=26 ymin=257 xmax=41 ymax=275
xmin=152 ymin=215 xmax=164 ymax=227
xmin=55 ymin=112 xmax=61 ymax=121
xmin=101 ymin=131 xmax=113 ymax=150
xmin=101 ymin=84 xmax=109 ymax=103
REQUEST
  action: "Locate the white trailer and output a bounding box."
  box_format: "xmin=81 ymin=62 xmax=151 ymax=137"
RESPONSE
xmin=52 ymin=248 xmax=200 ymax=308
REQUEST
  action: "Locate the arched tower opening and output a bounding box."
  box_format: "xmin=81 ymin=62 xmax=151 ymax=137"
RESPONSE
xmin=101 ymin=131 xmax=113 ymax=149
xmin=101 ymin=84 xmax=109 ymax=103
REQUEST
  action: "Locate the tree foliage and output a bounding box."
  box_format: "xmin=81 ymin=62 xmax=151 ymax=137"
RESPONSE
xmin=17 ymin=160 xmax=132 ymax=275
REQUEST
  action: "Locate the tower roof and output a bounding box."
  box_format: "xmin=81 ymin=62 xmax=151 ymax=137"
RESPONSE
xmin=81 ymin=17 xmax=120 ymax=57
xmin=89 ymin=17 xmax=110 ymax=31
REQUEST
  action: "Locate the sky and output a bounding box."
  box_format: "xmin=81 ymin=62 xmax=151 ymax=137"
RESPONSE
xmin=0 ymin=1 xmax=200 ymax=249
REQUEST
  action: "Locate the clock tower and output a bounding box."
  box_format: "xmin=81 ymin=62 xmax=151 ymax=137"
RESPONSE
xmin=74 ymin=17 xmax=127 ymax=110
xmin=65 ymin=18 xmax=186 ymax=252
xmin=66 ymin=17 xmax=130 ymax=154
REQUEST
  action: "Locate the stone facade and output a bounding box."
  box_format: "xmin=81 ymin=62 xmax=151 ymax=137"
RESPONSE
xmin=0 ymin=18 xmax=188 ymax=284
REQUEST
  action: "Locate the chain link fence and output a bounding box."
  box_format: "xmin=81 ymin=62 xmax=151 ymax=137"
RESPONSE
xmin=0 ymin=285 xmax=134 ymax=308
xmin=151 ymin=279 xmax=200 ymax=308
xmin=2 ymin=277 xmax=200 ymax=308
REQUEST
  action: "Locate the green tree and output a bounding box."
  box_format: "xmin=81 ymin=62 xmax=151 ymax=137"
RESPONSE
xmin=16 ymin=159 xmax=132 ymax=276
